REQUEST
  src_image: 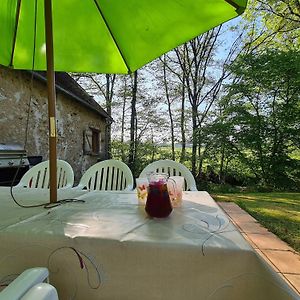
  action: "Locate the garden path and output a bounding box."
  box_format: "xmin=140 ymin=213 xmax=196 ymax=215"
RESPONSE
xmin=219 ymin=202 xmax=300 ymax=296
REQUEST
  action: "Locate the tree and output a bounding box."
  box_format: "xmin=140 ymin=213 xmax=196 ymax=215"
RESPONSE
xmin=161 ymin=54 xmax=176 ymax=160
xmin=177 ymin=27 xmax=243 ymax=177
xmin=128 ymin=71 xmax=138 ymax=173
xmin=224 ymin=49 xmax=300 ymax=188
xmin=243 ymin=0 xmax=300 ymax=51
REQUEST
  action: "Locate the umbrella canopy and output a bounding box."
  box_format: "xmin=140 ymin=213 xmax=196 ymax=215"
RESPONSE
xmin=1 ymin=0 xmax=247 ymax=73
xmin=0 ymin=0 xmax=247 ymax=203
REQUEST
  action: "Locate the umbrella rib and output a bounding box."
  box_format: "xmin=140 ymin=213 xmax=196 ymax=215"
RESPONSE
xmin=92 ymin=0 xmax=131 ymax=73
xmin=31 ymin=0 xmax=38 ymax=70
xmin=9 ymin=0 xmax=22 ymax=67
xmin=224 ymin=0 xmax=246 ymax=13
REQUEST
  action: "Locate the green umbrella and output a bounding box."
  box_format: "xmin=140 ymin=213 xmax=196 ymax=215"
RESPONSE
xmin=0 ymin=0 xmax=247 ymax=203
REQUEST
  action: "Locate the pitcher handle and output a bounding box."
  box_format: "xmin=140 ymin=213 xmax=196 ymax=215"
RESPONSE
xmin=167 ymin=177 xmax=177 ymax=206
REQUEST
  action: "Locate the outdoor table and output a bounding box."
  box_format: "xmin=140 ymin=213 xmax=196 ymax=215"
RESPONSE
xmin=0 ymin=187 xmax=87 ymax=230
xmin=0 ymin=189 xmax=298 ymax=300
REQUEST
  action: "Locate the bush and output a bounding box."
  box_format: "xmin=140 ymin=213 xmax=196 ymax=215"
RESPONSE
xmin=204 ymin=183 xmax=241 ymax=193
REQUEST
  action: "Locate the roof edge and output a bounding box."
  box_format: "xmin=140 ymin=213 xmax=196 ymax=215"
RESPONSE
xmin=30 ymin=71 xmax=113 ymax=121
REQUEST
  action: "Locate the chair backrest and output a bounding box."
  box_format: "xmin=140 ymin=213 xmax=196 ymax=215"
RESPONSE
xmin=77 ymin=159 xmax=134 ymax=191
xmin=16 ymin=160 xmax=74 ymax=189
xmin=139 ymin=159 xmax=198 ymax=191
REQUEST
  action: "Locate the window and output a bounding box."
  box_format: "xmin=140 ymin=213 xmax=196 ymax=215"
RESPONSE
xmin=84 ymin=128 xmax=102 ymax=155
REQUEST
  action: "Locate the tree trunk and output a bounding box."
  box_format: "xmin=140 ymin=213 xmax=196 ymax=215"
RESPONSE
xmin=128 ymin=71 xmax=138 ymax=173
xmin=180 ymin=76 xmax=186 ymax=163
xmin=151 ymin=127 xmax=156 ymax=162
xmin=162 ymin=55 xmax=175 ymax=161
xmin=121 ymin=77 xmax=127 ymax=162
xmin=219 ymin=141 xmax=226 ymax=184
xmin=197 ymin=134 xmax=203 ymax=179
xmin=191 ymin=105 xmax=198 ymax=177
xmin=105 ymin=74 xmax=116 ymax=159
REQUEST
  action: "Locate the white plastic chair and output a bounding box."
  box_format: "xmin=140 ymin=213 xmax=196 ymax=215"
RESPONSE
xmin=76 ymin=159 xmax=134 ymax=191
xmin=21 ymin=283 xmax=58 ymax=300
xmin=16 ymin=160 xmax=74 ymax=189
xmin=139 ymin=159 xmax=198 ymax=191
xmin=0 ymin=267 xmax=58 ymax=300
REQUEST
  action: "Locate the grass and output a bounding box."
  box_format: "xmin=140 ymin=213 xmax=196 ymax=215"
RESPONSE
xmin=211 ymin=192 xmax=300 ymax=252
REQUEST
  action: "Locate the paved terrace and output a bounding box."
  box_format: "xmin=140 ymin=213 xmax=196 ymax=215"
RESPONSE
xmin=218 ymin=202 xmax=300 ymax=296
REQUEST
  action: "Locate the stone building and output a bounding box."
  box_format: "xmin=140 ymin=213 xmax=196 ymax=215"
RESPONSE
xmin=0 ymin=65 xmax=112 ymax=183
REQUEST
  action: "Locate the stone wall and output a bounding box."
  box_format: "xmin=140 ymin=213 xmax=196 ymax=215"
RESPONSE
xmin=0 ymin=66 xmax=108 ymax=183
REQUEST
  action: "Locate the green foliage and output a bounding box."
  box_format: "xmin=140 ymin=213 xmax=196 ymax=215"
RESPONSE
xmin=112 ymin=140 xmax=153 ymax=177
xmin=244 ymin=0 xmax=300 ymax=50
xmin=112 ymin=140 xmax=193 ymax=178
xmin=222 ymin=49 xmax=300 ymax=188
xmin=205 ymin=183 xmax=242 ymax=193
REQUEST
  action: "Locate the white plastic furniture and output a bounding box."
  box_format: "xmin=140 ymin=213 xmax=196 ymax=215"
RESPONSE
xmin=139 ymin=159 xmax=197 ymax=191
xmin=16 ymin=160 xmax=74 ymax=189
xmin=21 ymin=283 xmax=58 ymax=300
xmin=77 ymin=159 xmax=134 ymax=191
xmin=0 ymin=267 xmax=58 ymax=300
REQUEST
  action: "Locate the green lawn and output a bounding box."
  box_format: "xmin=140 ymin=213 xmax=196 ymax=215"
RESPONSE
xmin=212 ymin=192 xmax=300 ymax=252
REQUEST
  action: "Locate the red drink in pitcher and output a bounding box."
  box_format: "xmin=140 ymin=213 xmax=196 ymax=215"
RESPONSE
xmin=145 ymin=174 xmax=173 ymax=218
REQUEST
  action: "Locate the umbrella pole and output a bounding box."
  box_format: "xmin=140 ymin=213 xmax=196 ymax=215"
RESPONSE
xmin=45 ymin=0 xmax=57 ymax=203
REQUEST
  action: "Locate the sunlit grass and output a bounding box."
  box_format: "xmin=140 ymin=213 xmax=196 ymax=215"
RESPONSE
xmin=212 ymin=192 xmax=300 ymax=252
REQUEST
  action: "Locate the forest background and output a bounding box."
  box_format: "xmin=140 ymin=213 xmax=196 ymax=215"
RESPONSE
xmin=73 ymin=0 xmax=300 ymax=193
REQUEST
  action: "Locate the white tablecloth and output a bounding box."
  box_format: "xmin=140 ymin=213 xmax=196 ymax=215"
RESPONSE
xmin=0 ymin=188 xmax=298 ymax=300
xmin=0 ymin=187 xmax=87 ymax=230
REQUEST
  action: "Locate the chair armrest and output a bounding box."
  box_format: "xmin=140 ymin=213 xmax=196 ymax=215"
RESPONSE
xmin=0 ymin=268 xmax=49 ymax=300
xmin=21 ymin=283 xmax=59 ymax=300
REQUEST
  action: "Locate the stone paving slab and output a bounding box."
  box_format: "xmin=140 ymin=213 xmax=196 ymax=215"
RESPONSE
xmin=218 ymin=202 xmax=245 ymax=213
xmin=285 ymin=274 xmax=300 ymax=293
xmin=241 ymin=232 xmax=258 ymax=249
xmin=218 ymin=201 xmax=300 ymax=295
xmin=255 ymin=248 xmax=280 ymax=272
xmin=226 ymin=212 xmax=259 ymax=224
xmin=236 ymin=221 xmax=270 ymax=234
xmin=247 ymin=233 xmax=295 ymax=251
xmin=261 ymin=250 xmax=300 ymax=274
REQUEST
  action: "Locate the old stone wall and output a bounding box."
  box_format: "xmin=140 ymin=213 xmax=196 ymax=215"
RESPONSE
xmin=0 ymin=66 xmax=107 ymax=183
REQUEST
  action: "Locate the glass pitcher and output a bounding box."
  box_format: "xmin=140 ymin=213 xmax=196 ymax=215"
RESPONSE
xmin=145 ymin=173 xmax=173 ymax=218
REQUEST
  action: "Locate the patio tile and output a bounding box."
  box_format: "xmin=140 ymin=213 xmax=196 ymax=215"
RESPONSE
xmin=261 ymin=250 xmax=300 ymax=274
xmin=274 ymin=272 xmax=300 ymax=295
xmin=237 ymin=222 xmax=270 ymax=234
xmin=255 ymin=249 xmax=280 ymax=272
xmin=283 ymin=274 xmax=300 ymax=294
xmin=228 ymin=212 xmax=258 ymax=224
xmin=241 ymin=232 xmax=258 ymax=249
xmin=218 ymin=202 xmax=245 ymax=214
xmin=246 ymin=233 xmax=295 ymax=251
